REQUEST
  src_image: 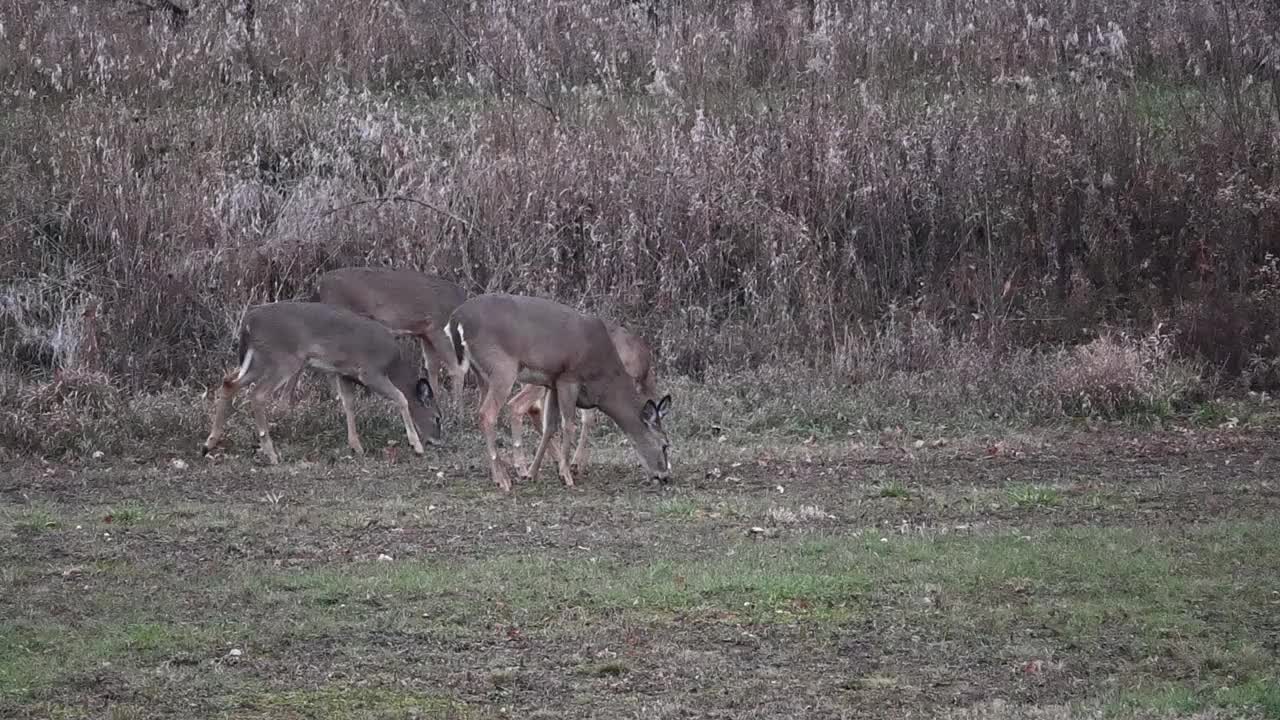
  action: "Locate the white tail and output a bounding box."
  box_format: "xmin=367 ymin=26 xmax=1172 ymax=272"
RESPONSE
xmin=445 ymin=320 xmax=471 ymax=377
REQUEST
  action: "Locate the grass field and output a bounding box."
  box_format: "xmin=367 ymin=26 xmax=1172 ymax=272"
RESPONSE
xmin=3 ymin=383 xmax=1279 ymax=719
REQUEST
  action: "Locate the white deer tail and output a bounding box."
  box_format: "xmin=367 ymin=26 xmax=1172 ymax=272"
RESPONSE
xmin=446 ymin=320 xmax=470 ymax=376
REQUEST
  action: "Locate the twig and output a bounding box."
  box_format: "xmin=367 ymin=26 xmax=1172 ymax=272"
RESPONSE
xmin=320 ymin=195 xmax=472 ymax=227
xmin=433 ymin=7 xmax=559 ymax=120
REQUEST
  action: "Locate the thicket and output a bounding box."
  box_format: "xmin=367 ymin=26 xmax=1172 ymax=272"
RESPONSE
xmin=3 ymin=0 xmax=1280 ymax=401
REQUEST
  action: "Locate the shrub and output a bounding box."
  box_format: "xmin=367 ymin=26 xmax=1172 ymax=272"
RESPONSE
xmin=1 ymin=0 xmax=1278 ymax=398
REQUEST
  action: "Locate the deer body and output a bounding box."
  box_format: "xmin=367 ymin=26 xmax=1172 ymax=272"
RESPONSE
xmin=202 ymin=301 xmax=443 ymax=464
xmin=507 ymin=320 xmax=657 ymax=475
xmin=311 ymin=267 xmax=469 ymax=413
xmin=445 ymin=293 xmax=672 ymax=492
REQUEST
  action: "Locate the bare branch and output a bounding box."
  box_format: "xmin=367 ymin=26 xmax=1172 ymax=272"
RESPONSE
xmin=433 ymin=7 xmax=560 ymax=121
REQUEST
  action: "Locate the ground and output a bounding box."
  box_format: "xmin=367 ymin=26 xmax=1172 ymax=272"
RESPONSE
xmin=2 ymin=416 xmax=1280 ymax=719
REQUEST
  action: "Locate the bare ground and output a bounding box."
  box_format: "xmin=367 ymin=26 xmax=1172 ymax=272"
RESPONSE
xmin=2 ymin=426 xmax=1279 ymax=719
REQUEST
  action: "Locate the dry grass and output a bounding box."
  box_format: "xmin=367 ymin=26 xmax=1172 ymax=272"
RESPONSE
xmin=2 ymin=0 xmax=1279 ymax=413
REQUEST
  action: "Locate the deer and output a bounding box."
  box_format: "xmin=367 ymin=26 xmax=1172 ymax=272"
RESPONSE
xmin=506 ymin=320 xmax=657 ymax=478
xmin=201 ymin=301 xmax=444 ymax=464
xmin=284 ymin=267 xmax=470 ymax=415
xmin=444 ymin=293 xmax=673 ymax=492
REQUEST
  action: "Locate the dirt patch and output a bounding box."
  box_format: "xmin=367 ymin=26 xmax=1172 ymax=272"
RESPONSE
xmin=2 ymin=428 xmax=1278 ymax=718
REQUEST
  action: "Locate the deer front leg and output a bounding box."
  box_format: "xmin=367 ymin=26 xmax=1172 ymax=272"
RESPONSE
xmin=525 ymin=385 xmax=561 ymax=484
xmin=570 ymin=408 xmax=594 ymax=475
xmin=506 ymin=384 xmax=542 ymax=475
xmin=363 ymin=374 xmax=425 ymax=456
xmin=553 ymin=382 xmax=580 ymax=487
xmin=334 ymin=375 xmax=365 ymax=456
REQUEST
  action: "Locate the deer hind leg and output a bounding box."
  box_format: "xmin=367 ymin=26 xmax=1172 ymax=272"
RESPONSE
xmin=334 ymin=375 xmax=365 ymax=456
xmin=362 ymin=373 xmax=425 ymax=456
xmin=476 ymin=363 xmax=519 ymax=492
xmin=570 ymin=408 xmax=594 ymax=475
xmin=203 ymin=346 xmax=263 ymax=456
xmin=252 ymin=362 xmax=307 ymax=465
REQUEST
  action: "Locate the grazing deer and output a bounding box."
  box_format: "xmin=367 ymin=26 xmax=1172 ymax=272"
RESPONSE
xmin=445 ymin=293 xmax=673 ymax=492
xmin=294 ymin=267 xmax=469 ymax=414
xmin=506 ymin=320 xmax=657 ymax=477
xmin=201 ymin=301 xmax=443 ymax=464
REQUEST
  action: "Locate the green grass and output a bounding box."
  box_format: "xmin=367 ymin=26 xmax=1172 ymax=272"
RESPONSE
xmin=7 ymin=507 xmax=60 ymax=535
xmin=654 ymin=495 xmax=700 ymax=518
xmin=10 ymin=521 xmax=1268 ymax=703
xmin=228 ymin=687 xmax=472 ymax=720
xmin=1005 ymin=484 xmax=1062 ymax=508
xmin=876 ymin=480 xmax=912 ymax=499
xmin=229 ymin=522 xmax=1278 ymax=639
xmin=3 ymin=450 xmax=1277 ymax=718
xmin=1109 ymin=678 xmax=1280 ymax=719
xmin=0 ymin=618 xmax=219 ymax=700
xmin=103 ymin=501 xmax=148 ymax=527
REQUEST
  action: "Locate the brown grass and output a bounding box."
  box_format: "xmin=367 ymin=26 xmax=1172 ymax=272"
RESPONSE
xmin=2 ymin=0 xmax=1279 ymax=403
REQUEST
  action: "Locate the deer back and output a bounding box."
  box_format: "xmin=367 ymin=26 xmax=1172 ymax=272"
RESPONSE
xmin=244 ymin=302 xmax=416 ymax=388
xmin=451 ymin=294 xmax=630 ymax=388
xmin=316 ymin=267 xmax=467 ymax=332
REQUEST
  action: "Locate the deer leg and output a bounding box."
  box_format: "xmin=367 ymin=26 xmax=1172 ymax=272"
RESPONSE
xmin=553 ymin=382 xmax=581 ymax=487
xmin=543 ymin=392 xmax=573 ymax=484
xmin=506 ymin=384 xmax=543 ymax=475
xmin=334 ymin=375 xmax=364 ymax=456
xmin=202 ymin=374 xmax=241 ymax=455
xmin=250 ymin=383 xmax=280 ymax=465
xmin=281 ymin=369 xmax=301 ymax=410
xmin=477 ymin=364 xmax=518 ymax=492
xmin=203 ymin=346 xmax=264 ymax=455
xmin=570 ymin=408 xmax=594 ymax=474
xmin=423 ymin=328 xmax=467 ymax=417
xmin=363 ymin=374 xmax=425 ymax=456
xmin=525 ymin=385 xmax=561 ymax=484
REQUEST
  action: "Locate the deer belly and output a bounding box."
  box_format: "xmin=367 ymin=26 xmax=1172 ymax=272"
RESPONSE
xmin=516 ymin=368 xmax=555 ymax=386
xmin=306 ymin=358 xmax=339 ymax=374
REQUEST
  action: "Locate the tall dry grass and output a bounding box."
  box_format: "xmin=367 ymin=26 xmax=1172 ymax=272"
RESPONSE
xmin=2 ymin=0 xmax=1279 ymax=403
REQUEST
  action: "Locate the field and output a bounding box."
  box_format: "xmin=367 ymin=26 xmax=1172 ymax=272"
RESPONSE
xmin=3 ymin=375 xmax=1280 ymax=719
xmin=5 ymin=0 xmax=1280 ymax=717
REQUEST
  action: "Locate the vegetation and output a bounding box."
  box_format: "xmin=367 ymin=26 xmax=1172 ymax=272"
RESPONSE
xmin=3 ymin=3 xmax=1280 ymax=716
xmin=3 ymin=1 xmax=1280 ymax=401
xmin=3 ymin=433 xmax=1279 ymax=718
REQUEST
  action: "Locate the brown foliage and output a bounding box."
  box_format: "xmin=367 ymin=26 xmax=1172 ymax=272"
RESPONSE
xmin=2 ymin=0 xmax=1279 ymax=393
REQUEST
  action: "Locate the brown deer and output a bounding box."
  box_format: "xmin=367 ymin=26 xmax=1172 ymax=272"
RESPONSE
xmin=445 ymin=293 xmax=672 ymax=492
xmin=506 ymin=320 xmax=657 ymax=477
xmin=201 ymin=301 xmax=443 ymax=464
xmin=291 ymin=267 xmax=469 ymax=414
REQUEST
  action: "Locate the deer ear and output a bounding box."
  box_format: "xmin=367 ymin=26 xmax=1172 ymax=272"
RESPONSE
xmin=416 ymin=378 xmax=433 ymax=403
xmin=656 ymin=394 xmax=672 ymax=418
xmin=641 ymin=399 xmax=659 ymax=427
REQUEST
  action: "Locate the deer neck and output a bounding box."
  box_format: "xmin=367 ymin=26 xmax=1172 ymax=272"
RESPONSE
xmin=595 ymin=380 xmax=647 ymax=439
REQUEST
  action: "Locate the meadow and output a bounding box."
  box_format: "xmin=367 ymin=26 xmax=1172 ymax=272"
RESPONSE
xmin=3 ymin=0 xmax=1280 ymax=717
